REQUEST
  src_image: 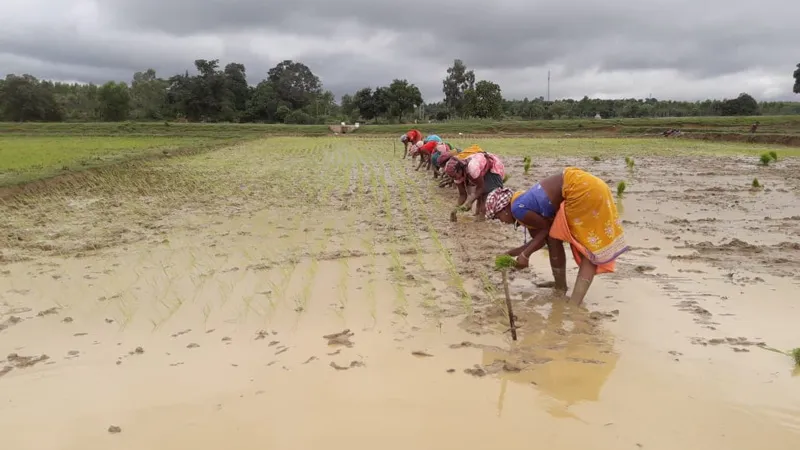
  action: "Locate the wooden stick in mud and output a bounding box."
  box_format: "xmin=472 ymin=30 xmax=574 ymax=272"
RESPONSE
xmin=495 ymin=255 xmax=518 ymax=341
xmin=501 ymin=270 xmax=517 ymax=340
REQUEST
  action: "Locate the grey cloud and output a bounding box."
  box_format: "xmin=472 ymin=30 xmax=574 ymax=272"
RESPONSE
xmin=2 ymin=0 xmax=798 ymax=102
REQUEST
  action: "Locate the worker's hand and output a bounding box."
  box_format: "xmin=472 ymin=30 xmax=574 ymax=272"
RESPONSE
xmin=515 ymin=255 xmax=529 ymax=269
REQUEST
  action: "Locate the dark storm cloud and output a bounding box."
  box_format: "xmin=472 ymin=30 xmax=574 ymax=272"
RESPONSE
xmin=2 ymin=0 xmax=798 ymax=101
xmin=99 ymin=0 xmax=797 ymax=75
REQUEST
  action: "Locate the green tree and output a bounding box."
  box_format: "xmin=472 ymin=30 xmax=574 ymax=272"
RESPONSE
xmin=243 ymin=80 xmax=281 ymax=122
xmin=130 ymin=69 xmax=168 ymax=120
xmin=339 ymin=93 xmax=359 ymax=122
xmin=442 ymin=59 xmax=475 ymax=118
xmin=97 ymin=81 xmax=131 ymax=121
xmin=353 ymin=87 xmax=377 ymax=120
xmin=0 ymin=74 xmax=63 ymax=121
xmin=466 ymin=80 xmax=503 ymax=119
xmin=266 ymin=60 xmax=322 ymax=111
xmin=224 ymin=63 xmax=250 ymax=117
xmin=794 ymin=63 xmax=800 ymax=94
xmin=720 ymin=93 xmax=759 ymax=116
xmin=386 ymin=79 xmax=423 ymax=121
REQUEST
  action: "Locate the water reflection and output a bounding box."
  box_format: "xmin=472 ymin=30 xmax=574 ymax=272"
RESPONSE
xmin=481 ymin=298 xmax=620 ymax=418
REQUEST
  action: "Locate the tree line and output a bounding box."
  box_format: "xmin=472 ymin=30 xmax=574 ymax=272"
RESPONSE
xmin=1 ymin=59 xmax=799 ymax=123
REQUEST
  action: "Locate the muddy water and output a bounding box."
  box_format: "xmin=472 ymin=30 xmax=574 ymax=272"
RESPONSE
xmin=1 ymin=138 xmax=799 ymax=449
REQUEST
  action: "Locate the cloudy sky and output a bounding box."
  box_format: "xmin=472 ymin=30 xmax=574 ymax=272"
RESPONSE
xmin=2 ymin=0 xmax=798 ymax=102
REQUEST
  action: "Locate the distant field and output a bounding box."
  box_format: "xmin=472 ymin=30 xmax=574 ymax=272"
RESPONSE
xmin=0 ymin=135 xmax=231 ymax=187
xmin=1 ymin=116 xmax=797 ymax=189
xmin=1 ymin=115 xmax=798 ymax=138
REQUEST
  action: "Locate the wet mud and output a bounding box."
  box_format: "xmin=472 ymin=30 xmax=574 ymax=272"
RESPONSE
xmin=0 ymin=138 xmax=798 ymax=449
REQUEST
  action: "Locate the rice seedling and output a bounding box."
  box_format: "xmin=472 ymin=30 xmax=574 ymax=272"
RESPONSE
xmin=759 ymin=153 xmax=772 ymax=166
xmin=752 ymin=178 xmax=762 ymax=189
xmin=523 ymin=156 xmax=532 ymax=175
xmin=592 ymin=156 xmax=601 ymax=161
xmin=769 ymin=151 xmax=778 ymax=161
xmin=406 ymin=174 xmax=472 ymax=311
xmin=617 ymin=181 xmax=627 ymax=197
xmin=625 ymin=156 xmax=635 ymax=169
xmin=791 ymin=348 xmax=800 ymax=366
xmin=494 ymin=255 xmax=518 ymax=341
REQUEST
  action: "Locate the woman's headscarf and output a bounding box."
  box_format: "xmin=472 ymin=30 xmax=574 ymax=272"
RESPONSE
xmin=485 ymin=187 xmax=514 ymax=220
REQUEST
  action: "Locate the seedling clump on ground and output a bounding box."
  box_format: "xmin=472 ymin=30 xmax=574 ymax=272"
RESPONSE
xmin=494 ymin=255 xmax=518 ymax=341
xmin=617 ymin=181 xmax=627 ymax=197
xmin=769 ymin=151 xmax=778 ymax=161
xmin=752 ymin=178 xmax=761 ymax=188
xmin=759 ymin=153 xmax=772 ymax=166
xmin=791 ymin=348 xmax=800 ymax=366
xmin=523 ymin=156 xmax=532 ymax=175
xmin=625 ymin=157 xmax=635 ymax=169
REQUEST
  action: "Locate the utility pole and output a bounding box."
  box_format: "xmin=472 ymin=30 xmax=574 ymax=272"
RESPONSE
xmin=547 ymin=70 xmax=550 ymax=102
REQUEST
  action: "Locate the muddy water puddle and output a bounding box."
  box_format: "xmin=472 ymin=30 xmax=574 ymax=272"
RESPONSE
xmin=1 ymin=139 xmax=799 ymax=449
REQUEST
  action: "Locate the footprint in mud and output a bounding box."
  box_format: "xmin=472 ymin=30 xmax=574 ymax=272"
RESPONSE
xmin=324 ymin=329 xmax=355 ymax=348
xmin=329 ymin=360 xmax=365 ymax=371
xmin=302 ymin=356 xmax=318 ymax=364
xmin=171 ymin=329 xmax=191 ymax=338
xmin=690 ymin=336 xmax=766 ymax=350
xmin=36 ymin=307 xmax=59 ymax=317
xmin=0 ymin=316 xmax=23 ymax=332
xmin=62 ymin=317 xmax=73 ymax=323
xmin=464 ymin=360 xmax=525 ymax=377
xmin=186 ymin=343 xmax=200 ymax=349
xmin=411 ymin=351 xmax=434 ymax=358
xmin=6 ymin=353 xmax=50 ymax=369
xmin=255 ymin=330 xmax=270 ymax=340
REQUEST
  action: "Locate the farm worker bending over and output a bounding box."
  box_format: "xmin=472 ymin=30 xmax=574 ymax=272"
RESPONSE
xmin=430 ymin=142 xmax=458 ymax=178
xmin=412 ymin=134 xmax=443 ymax=171
xmin=440 ymin=145 xmax=506 ymax=220
xmin=483 ymin=167 xmax=630 ymax=305
xmin=400 ymin=129 xmax=423 ymax=159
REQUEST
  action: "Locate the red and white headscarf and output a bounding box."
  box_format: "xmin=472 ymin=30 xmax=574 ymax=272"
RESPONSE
xmin=485 ymin=188 xmax=514 ymax=220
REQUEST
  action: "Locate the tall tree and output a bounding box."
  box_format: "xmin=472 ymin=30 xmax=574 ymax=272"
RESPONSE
xmin=463 ymin=80 xmax=503 ymax=119
xmin=0 ymin=74 xmax=62 ymax=121
xmin=97 ymin=81 xmax=131 ymax=121
xmin=340 ymin=93 xmax=358 ymax=121
xmin=244 ymin=80 xmax=281 ymax=122
xmin=266 ymin=60 xmax=322 ymax=111
xmin=794 ymin=63 xmax=800 ymax=94
xmin=353 ymin=87 xmax=377 ymax=120
xmin=386 ymin=79 xmax=423 ymax=121
xmin=130 ymin=69 xmax=168 ymax=120
xmin=224 ymin=63 xmax=249 ymax=115
xmin=720 ymin=93 xmax=759 ymax=116
xmin=442 ymin=59 xmax=475 ymax=118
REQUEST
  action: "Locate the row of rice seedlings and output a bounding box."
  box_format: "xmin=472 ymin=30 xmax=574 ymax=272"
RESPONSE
xmin=393 ymin=159 xmax=442 ymax=314
xmin=405 ymin=170 xmax=472 ymax=311
xmin=378 ymin=159 xmax=409 ymax=317
xmin=419 ymin=168 xmax=504 ymax=309
xmin=295 ymin=143 xmax=337 ymax=314
xmin=363 ymin=157 xmax=380 ymax=322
